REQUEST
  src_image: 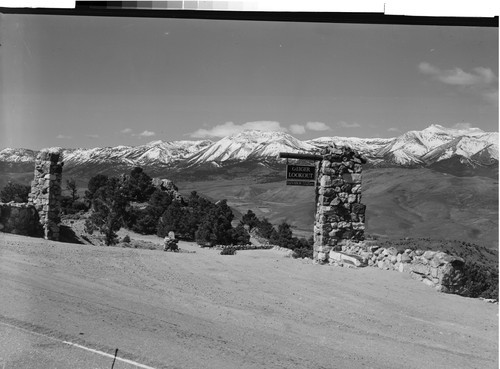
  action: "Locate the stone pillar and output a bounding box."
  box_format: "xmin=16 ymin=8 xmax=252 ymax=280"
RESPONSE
xmin=28 ymin=150 xmax=64 ymax=240
xmin=313 ymin=146 xmax=366 ymax=264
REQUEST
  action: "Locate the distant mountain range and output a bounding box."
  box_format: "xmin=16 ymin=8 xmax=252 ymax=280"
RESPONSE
xmin=1 ymin=124 xmax=498 ymax=179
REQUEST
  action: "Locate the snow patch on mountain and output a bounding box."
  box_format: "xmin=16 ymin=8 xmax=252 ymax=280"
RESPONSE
xmin=187 ymin=130 xmax=318 ymax=164
xmin=0 ymin=125 xmax=497 ymax=171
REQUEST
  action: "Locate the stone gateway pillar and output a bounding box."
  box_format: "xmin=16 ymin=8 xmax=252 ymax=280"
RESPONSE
xmin=28 ymin=150 xmax=64 ymax=240
xmin=313 ymin=146 xmax=367 ymax=264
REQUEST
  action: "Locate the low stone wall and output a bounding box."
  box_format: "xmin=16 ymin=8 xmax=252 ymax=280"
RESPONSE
xmin=211 ymin=244 xmax=275 ymax=251
xmin=0 ymin=202 xmax=42 ymax=237
xmin=329 ymin=241 xmax=466 ymax=294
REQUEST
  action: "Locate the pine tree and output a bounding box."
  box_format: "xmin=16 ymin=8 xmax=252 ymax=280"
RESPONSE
xmin=256 ymin=217 xmax=275 ymax=239
xmin=195 ymin=200 xmax=235 ymax=246
xmin=66 ymin=178 xmax=78 ymax=203
xmin=241 ymin=210 xmax=259 ymax=231
xmin=86 ymin=177 xmax=128 ymax=245
xmin=232 ymin=224 xmax=250 ymax=245
xmin=85 ymin=174 xmax=108 ymax=202
xmin=123 ymin=167 xmax=155 ymax=202
xmin=0 ymin=182 xmax=31 ymax=203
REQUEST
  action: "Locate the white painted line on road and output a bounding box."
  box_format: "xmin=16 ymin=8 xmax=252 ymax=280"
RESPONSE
xmin=61 ymin=340 xmax=157 ymax=369
xmin=0 ymin=321 xmax=157 ymax=369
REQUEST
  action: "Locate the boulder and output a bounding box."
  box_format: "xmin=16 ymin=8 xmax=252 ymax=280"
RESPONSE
xmin=329 ymin=251 xmax=367 ymax=267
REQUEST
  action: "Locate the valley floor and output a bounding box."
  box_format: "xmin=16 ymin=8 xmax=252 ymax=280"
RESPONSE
xmin=0 ymin=232 xmax=498 ymax=369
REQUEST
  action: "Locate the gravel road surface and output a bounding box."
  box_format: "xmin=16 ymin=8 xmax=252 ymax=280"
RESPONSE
xmin=0 ymin=232 xmax=497 ymax=369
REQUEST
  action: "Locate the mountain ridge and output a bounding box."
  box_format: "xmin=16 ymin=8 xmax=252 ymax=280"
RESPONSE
xmin=1 ymin=125 xmax=497 ymax=178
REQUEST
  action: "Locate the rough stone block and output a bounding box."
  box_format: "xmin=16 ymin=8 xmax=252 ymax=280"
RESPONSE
xmin=342 ymin=173 xmax=362 ymax=184
xmin=320 ymin=176 xmax=332 ymax=187
xmin=329 ymin=251 xmax=366 ymax=267
xmin=351 ymin=203 xmax=366 ymax=215
xmin=329 ymin=197 xmax=341 ymax=207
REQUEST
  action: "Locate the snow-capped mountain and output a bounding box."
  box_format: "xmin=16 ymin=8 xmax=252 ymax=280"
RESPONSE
xmin=186 ymin=131 xmax=318 ymax=165
xmin=60 ymin=140 xmax=213 ymax=167
xmin=0 ymin=125 xmax=497 ymax=178
xmin=306 ymin=136 xmax=393 ymax=157
xmin=373 ymin=124 xmax=498 ymax=166
xmin=0 ymin=148 xmax=37 ymax=162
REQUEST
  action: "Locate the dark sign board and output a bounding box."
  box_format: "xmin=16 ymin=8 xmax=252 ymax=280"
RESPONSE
xmin=286 ymin=165 xmax=316 ymax=186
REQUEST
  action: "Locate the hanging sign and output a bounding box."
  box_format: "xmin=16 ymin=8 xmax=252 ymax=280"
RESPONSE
xmin=286 ymin=165 xmax=316 ymax=186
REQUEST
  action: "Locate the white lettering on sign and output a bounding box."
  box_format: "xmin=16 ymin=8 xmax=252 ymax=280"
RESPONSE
xmin=286 ymin=165 xmax=316 ymax=185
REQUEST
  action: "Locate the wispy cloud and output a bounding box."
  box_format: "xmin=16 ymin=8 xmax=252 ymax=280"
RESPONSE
xmin=388 ymin=127 xmax=401 ymax=133
xmin=289 ymin=124 xmax=306 ymax=134
xmin=121 ymin=128 xmax=133 ymax=134
xmin=190 ymin=121 xmax=287 ymax=138
xmin=85 ymin=134 xmax=99 ymax=139
xmin=139 ymin=130 xmax=156 ymax=137
xmin=306 ymin=121 xmax=330 ymax=131
xmin=56 ymin=134 xmax=72 ymax=139
xmin=418 ymin=62 xmax=498 ymax=104
xmin=451 ymin=123 xmax=473 ymax=130
xmin=337 ymin=121 xmax=361 ymax=128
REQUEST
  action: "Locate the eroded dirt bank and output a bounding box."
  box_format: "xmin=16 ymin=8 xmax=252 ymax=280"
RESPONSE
xmin=0 ymin=233 xmax=498 ymax=369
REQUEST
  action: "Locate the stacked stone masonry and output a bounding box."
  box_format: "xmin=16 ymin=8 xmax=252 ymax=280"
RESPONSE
xmin=314 ymin=146 xmax=367 ymax=263
xmin=0 ymin=202 xmax=42 ymax=236
xmin=27 ymin=151 xmax=64 ymax=240
xmin=329 ymin=241 xmax=466 ymax=294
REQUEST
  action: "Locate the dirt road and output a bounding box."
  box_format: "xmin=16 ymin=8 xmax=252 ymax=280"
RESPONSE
xmin=0 ymin=232 xmax=497 ymax=368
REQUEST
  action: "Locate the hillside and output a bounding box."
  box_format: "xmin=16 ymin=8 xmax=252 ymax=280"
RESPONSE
xmin=0 ymin=232 xmax=497 ymax=369
xmin=178 ymin=167 xmax=498 ymax=248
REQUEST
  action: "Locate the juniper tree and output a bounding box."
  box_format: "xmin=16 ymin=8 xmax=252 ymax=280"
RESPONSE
xmin=85 ymin=177 xmax=128 ymax=245
xmin=0 ymin=182 xmax=30 ymax=203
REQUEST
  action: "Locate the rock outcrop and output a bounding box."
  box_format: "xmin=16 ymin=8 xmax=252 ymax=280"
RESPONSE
xmin=152 ymin=178 xmax=184 ymax=203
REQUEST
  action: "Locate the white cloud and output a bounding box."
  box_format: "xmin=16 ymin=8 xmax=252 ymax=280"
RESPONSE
xmin=337 ymin=121 xmax=361 ymax=128
xmin=190 ymin=121 xmax=287 ymax=138
xmin=388 ymin=127 xmax=401 ymax=133
xmin=450 ymin=123 xmax=473 ymax=130
xmin=306 ymin=121 xmax=330 ymax=131
xmin=289 ymin=124 xmax=306 ymax=134
xmin=56 ymin=134 xmax=72 ymax=139
xmin=121 ymin=128 xmax=133 ymax=134
xmin=418 ymin=62 xmax=498 ymax=104
xmin=139 ymin=130 xmax=156 ymax=137
xmin=418 ymin=62 xmax=440 ymax=75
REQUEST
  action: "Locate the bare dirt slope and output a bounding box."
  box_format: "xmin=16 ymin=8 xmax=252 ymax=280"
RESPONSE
xmin=0 ymin=232 xmax=498 ymax=369
xmin=177 ymin=167 xmax=499 ymax=247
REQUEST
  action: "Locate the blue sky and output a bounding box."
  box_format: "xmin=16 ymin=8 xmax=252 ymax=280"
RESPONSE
xmin=1 ymin=13 xmax=498 ymax=149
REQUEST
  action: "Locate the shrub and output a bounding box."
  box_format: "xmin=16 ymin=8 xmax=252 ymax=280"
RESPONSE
xmin=460 ymin=261 xmax=498 ymax=300
xmin=292 ymin=247 xmax=313 ymax=259
xmin=122 ymin=235 xmax=131 ymax=243
xmin=0 ymin=182 xmax=30 ymax=203
xmin=220 ymin=247 xmax=237 ymax=255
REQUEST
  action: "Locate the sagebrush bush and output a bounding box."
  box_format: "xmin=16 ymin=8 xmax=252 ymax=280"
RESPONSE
xmin=220 ymin=247 xmax=237 ymax=255
xmin=292 ymin=247 xmax=313 ymax=259
xmin=460 ymin=261 xmax=498 ymax=300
